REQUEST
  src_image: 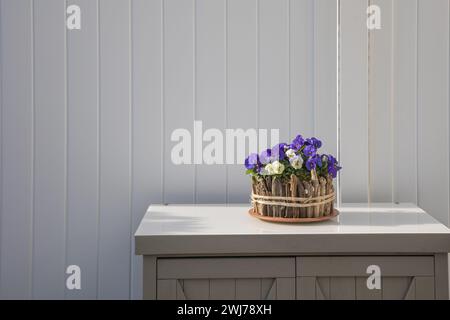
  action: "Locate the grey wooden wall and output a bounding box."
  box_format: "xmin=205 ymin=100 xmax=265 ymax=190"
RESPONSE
xmin=0 ymin=0 xmax=448 ymax=300
xmin=340 ymin=0 xmax=450 ymax=227
xmin=0 ymin=0 xmax=336 ymax=299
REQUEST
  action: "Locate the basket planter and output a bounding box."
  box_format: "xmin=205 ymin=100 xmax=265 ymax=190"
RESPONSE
xmin=244 ymin=134 xmax=341 ymax=223
xmin=251 ymin=173 xmax=335 ymax=219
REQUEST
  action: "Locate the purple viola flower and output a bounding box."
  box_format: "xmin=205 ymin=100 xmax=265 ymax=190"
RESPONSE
xmin=305 ymin=137 xmax=322 ymax=149
xmin=271 ymin=143 xmax=287 ymax=161
xmin=327 ymin=155 xmax=341 ymax=178
xmin=290 ymin=134 xmax=305 ymax=151
xmin=327 ymin=154 xmax=337 ymax=166
xmin=305 ymin=157 xmax=316 ymax=171
xmin=259 ymin=149 xmax=272 ymax=165
xmin=303 ymin=145 xmax=317 ymax=157
xmin=306 ymin=154 xmax=323 ymax=171
xmin=244 ymin=153 xmax=260 ymax=170
xmin=311 ymin=154 xmax=322 ymax=167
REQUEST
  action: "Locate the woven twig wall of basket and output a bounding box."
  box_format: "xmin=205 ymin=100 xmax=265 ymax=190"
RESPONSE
xmin=251 ymin=174 xmax=335 ymax=219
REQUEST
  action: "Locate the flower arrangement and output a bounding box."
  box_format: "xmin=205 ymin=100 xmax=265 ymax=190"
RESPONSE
xmin=244 ymin=134 xmax=341 ymax=221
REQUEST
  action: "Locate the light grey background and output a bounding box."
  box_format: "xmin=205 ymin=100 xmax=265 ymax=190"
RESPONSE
xmin=0 ymin=0 xmax=449 ymax=299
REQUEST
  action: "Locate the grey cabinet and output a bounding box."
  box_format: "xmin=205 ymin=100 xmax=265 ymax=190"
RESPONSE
xmin=148 ymin=255 xmax=442 ymax=300
xmin=156 ymin=257 xmax=296 ymax=300
xmin=136 ymin=205 xmax=450 ymax=300
xmin=296 ymin=256 xmax=435 ymax=300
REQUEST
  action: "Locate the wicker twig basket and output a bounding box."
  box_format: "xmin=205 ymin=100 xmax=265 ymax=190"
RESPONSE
xmin=250 ymin=172 xmax=336 ymax=220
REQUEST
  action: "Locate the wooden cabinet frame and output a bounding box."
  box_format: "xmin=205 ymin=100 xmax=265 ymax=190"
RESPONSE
xmin=142 ymin=254 xmax=449 ymax=300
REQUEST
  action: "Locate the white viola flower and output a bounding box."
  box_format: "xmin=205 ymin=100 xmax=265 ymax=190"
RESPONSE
xmin=264 ymin=163 xmax=274 ymax=175
xmin=271 ymin=161 xmax=285 ymax=175
xmin=285 ymin=149 xmax=297 ymax=159
xmin=290 ymin=155 xmax=303 ymax=169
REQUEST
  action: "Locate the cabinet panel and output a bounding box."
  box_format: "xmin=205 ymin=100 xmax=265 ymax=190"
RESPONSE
xmin=296 ymin=256 xmax=435 ymax=300
xmin=156 ymin=257 xmax=295 ymax=300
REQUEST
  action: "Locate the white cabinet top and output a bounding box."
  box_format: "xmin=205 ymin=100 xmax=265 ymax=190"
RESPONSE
xmin=135 ymin=203 xmax=450 ymax=255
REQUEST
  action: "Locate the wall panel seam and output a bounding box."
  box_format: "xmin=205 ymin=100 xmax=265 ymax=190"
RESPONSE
xmin=390 ymin=0 xmax=395 ymax=204
xmin=225 ymin=0 xmax=228 ymax=204
xmin=193 ymin=0 xmax=197 ymax=203
xmin=288 ymin=0 xmax=291 ymax=138
xmin=128 ymin=0 xmax=133 ymax=300
xmin=312 ymin=0 xmax=316 ymax=135
xmin=256 ymin=0 xmax=260 ymax=134
xmin=0 ymin=0 xmax=3 ymax=295
xmin=96 ymin=0 xmax=101 ymax=299
xmin=30 ymin=0 xmax=36 ymax=299
xmin=161 ymin=0 xmax=165 ymax=204
xmin=416 ymin=0 xmax=419 ymax=206
xmin=336 ymin=0 xmax=341 ymax=207
xmin=64 ymin=0 xmax=69 ymax=300
xmin=367 ymin=0 xmax=372 ymax=205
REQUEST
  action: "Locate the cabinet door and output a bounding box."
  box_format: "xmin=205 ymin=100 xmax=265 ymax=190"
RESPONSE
xmin=296 ymin=256 xmax=435 ymax=300
xmin=156 ymin=257 xmax=295 ymax=300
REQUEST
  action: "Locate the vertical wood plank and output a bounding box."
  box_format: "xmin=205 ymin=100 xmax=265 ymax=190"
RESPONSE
xmin=157 ymin=279 xmax=177 ymax=299
xmin=0 ymin=0 xmax=34 ymax=299
xmin=369 ymin=0 xmax=394 ymax=202
xmin=404 ymin=278 xmax=416 ymax=300
xmin=316 ymin=277 xmax=330 ymax=300
xmin=314 ymin=0 xmax=337 ymax=156
xmin=226 ymin=0 xmax=257 ymax=203
xmin=210 ymin=279 xmax=236 ymax=299
xmin=66 ymin=0 xmax=99 ymax=299
xmin=259 ymin=0 xmax=289 ymax=143
xmin=382 ymin=277 xmax=410 ymax=299
xmin=434 ymin=253 xmax=449 ymax=299
xmin=143 ymin=256 xmax=157 ymax=300
xmin=261 ymin=278 xmax=275 ymax=299
xmin=98 ymin=0 xmax=131 ymax=299
xmin=183 ymin=279 xmax=210 ymax=299
xmin=176 ymin=280 xmax=187 ymax=299
xmin=33 ymin=0 xmax=66 ymax=299
xmin=393 ymin=0 xmax=418 ymax=204
xmin=235 ymin=279 xmax=261 ymax=300
xmin=163 ymin=0 xmax=195 ymax=203
xmin=296 ymin=277 xmax=316 ymax=300
xmin=415 ymin=276 xmax=435 ymax=300
xmin=290 ymin=0 xmax=314 ymax=138
xmin=276 ymin=277 xmax=295 ymax=300
xmin=195 ymin=0 xmax=227 ymax=203
xmin=131 ymin=0 xmax=163 ymax=300
xmin=356 ymin=277 xmax=382 ymax=300
xmin=417 ymin=0 xmax=450 ymax=225
xmin=339 ymin=0 xmax=369 ymax=203
xmin=330 ymin=277 xmax=356 ymax=300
